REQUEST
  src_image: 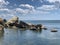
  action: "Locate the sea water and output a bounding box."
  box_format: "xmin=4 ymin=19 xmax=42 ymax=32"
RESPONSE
xmin=0 ymin=20 xmax=60 ymax=45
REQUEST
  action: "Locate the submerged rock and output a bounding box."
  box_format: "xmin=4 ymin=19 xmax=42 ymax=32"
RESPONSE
xmin=51 ymin=29 xmax=58 ymax=32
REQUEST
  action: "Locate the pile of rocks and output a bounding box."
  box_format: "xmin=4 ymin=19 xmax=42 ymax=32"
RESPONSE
xmin=0 ymin=16 xmax=47 ymax=31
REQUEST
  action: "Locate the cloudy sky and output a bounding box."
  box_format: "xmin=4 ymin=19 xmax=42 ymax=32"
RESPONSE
xmin=0 ymin=0 xmax=60 ymax=20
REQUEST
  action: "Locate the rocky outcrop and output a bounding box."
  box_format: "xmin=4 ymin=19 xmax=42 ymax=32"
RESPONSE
xmin=5 ymin=16 xmax=19 ymax=27
xmin=5 ymin=16 xmax=30 ymax=28
xmin=4 ymin=16 xmax=47 ymax=30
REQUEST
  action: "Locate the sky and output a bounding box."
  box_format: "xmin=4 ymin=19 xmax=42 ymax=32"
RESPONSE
xmin=0 ymin=0 xmax=60 ymax=20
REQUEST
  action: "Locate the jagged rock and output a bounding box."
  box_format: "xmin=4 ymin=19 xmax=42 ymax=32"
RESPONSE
xmin=20 ymin=21 xmax=29 ymax=26
xmin=7 ymin=16 xmax=18 ymax=24
xmin=5 ymin=16 xmax=19 ymax=27
xmin=4 ymin=16 xmax=47 ymax=30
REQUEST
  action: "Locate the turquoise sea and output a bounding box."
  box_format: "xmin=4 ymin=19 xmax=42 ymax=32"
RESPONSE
xmin=0 ymin=20 xmax=60 ymax=45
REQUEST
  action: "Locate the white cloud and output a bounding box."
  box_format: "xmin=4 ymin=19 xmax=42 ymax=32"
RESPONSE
xmin=15 ymin=8 xmax=30 ymax=14
xmin=32 ymin=0 xmax=34 ymax=1
xmin=0 ymin=1 xmax=58 ymax=20
xmin=37 ymin=5 xmax=58 ymax=11
xmin=0 ymin=8 xmax=15 ymax=19
xmin=0 ymin=0 xmax=9 ymax=5
xmin=0 ymin=14 xmax=15 ymax=19
xmin=40 ymin=0 xmax=43 ymax=3
xmin=15 ymin=8 xmax=36 ymax=15
xmin=0 ymin=8 xmax=10 ymax=12
xmin=54 ymin=1 xmax=60 ymax=8
xmin=0 ymin=5 xmax=50 ymax=17
xmin=32 ymin=9 xmax=50 ymax=15
xmin=47 ymin=0 xmax=60 ymax=8
xmin=47 ymin=0 xmax=60 ymax=2
xmin=16 ymin=4 xmax=35 ymax=14
xmin=20 ymin=4 xmax=34 ymax=10
xmin=0 ymin=0 xmax=9 ymax=9
xmin=0 ymin=6 xmax=50 ymax=19
xmin=0 ymin=0 xmax=11 ymax=19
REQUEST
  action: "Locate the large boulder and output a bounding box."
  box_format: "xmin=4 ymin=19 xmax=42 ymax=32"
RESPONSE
xmin=6 ymin=16 xmax=19 ymax=27
xmin=15 ymin=21 xmax=29 ymax=28
xmin=20 ymin=21 xmax=29 ymax=26
xmin=7 ymin=16 xmax=18 ymax=24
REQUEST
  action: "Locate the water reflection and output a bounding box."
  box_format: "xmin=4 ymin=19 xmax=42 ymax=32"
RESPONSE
xmin=0 ymin=28 xmax=60 ymax=45
xmin=19 ymin=28 xmax=43 ymax=34
xmin=0 ymin=31 xmax=4 ymax=38
xmin=3 ymin=29 xmax=19 ymax=45
xmin=0 ymin=30 xmax=4 ymax=45
xmin=31 ymin=29 xmax=43 ymax=33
